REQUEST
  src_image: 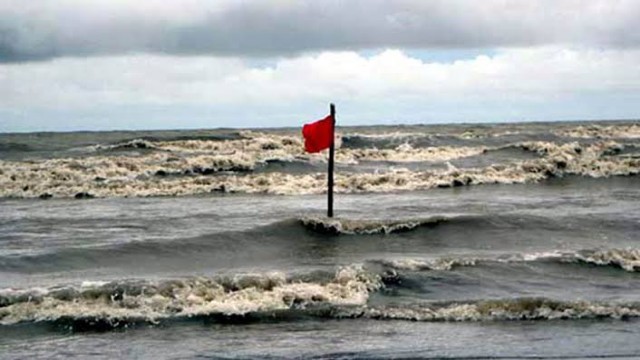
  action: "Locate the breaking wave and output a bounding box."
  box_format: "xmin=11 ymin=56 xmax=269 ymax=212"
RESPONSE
xmin=357 ymin=298 xmax=640 ymax=322
xmin=2 ymin=275 xmax=639 ymax=330
xmin=369 ymin=248 xmax=640 ymax=273
xmin=573 ymin=248 xmax=640 ymax=272
xmin=558 ymin=124 xmax=640 ymax=139
xmin=0 ymin=265 xmax=381 ymax=327
xmin=2 ymin=247 xmax=640 ymax=330
xmin=93 ymin=139 xmax=159 ymax=152
xmin=367 ymin=257 xmax=479 ymax=272
xmin=299 ymin=216 xmax=449 ymax=235
xmin=1 ymin=126 xmax=639 ymax=199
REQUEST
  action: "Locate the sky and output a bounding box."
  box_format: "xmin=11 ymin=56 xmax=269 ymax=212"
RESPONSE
xmin=1 ymin=0 xmax=639 ymax=132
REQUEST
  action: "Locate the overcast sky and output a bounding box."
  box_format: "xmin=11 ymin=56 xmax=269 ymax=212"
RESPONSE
xmin=1 ymin=0 xmax=639 ymax=132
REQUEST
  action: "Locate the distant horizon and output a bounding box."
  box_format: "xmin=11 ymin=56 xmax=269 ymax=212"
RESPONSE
xmin=1 ymin=116 xmax=637 ymax=135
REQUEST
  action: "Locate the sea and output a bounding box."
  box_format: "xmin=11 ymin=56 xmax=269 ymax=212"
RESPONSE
xmin=0 ymin=120 xmax=639 ymax=359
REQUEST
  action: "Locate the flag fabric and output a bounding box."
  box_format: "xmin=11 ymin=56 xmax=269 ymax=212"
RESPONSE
xmin=302 ymin=114 xmax=334 ymax=153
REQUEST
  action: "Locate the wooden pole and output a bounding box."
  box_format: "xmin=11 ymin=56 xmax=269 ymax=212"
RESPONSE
xmin=328 ymin=103 xmax=335 ymax=218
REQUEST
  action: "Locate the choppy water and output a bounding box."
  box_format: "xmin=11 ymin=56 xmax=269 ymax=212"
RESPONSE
xmin=1 ymin=120 xmax=640 ymax=359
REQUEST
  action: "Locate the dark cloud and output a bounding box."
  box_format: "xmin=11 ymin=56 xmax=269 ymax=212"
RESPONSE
xmin=1 ymin=0 xmax=639 ymax=62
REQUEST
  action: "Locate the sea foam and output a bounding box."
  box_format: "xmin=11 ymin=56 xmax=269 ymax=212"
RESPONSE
xmin=1 ymin=125 xmax=639 ymax=199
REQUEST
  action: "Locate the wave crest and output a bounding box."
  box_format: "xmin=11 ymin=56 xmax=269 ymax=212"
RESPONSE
xmin=0 ymin=265 xmax=381 ymax=326
xmin=360 ymin=298 xmax=640 ymax=322
xmin=1 ymin=134 xmax=639 ymax=198
xmin=575 ymin=248 xmax=640 ymax=272
xmin=299 ymin=216 xmax=448 ymax=235
xmin=558 ymin=124 xmax=640 ymax=139
xmin=93 ymin=139 xmax=158 ymax=151
xmin=370 ymin=257 xmax=477 ymax=271
xmin=3 ymin=249 xmax=640 ymax=330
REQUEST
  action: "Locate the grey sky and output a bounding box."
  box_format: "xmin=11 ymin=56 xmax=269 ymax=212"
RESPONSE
xmin=2 ymin=0 xmax=639 ymax=62
xmin=0 ymin=1 xmax=638 ymax=132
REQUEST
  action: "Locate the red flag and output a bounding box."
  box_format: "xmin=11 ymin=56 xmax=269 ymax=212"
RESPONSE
xmin=302 ymin=114 xmax=334 ymax=153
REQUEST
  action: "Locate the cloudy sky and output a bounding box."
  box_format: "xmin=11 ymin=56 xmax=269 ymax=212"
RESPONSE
xmin=1 ymin=0 xmax=639 ymax=132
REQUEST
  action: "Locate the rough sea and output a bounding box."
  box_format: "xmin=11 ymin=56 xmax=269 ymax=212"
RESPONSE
xmin=1 ymin=120 xmax=639 ymax=359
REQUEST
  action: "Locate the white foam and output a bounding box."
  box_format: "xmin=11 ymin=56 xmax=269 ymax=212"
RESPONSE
xmin=575 ymin=248 xmax=640 ymax=272
xmin=1 ymin=135 xmax=638 ymax=199
xmin=374 ymin=257 xmax=477 ymax=271
xmin=558 ymin=124 xmax=640 ymax=139
xmin=0 ymin=265 xmax=381 ymax=326
xmin=362 ymin=299 xmax=640 ymax=321
xmin=300 ymin=216 xmax=446 ymax=235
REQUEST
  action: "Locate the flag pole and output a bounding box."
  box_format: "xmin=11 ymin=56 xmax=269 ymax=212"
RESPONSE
xmin=328 ymin=103 xmax=335 ymax=218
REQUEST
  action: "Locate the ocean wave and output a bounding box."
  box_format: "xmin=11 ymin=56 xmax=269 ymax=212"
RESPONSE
xmin=3 ymin=281 xmax=639 ymax=329
xmin=573 ymin=248 xmax=640 ymax=272
xmin=340 ymin=132 xmax=431 ymax=149
xmin=368 ymin=257 xmax=478 ymax=271
xmin=0 ymin=215 xmax=581 ymax=272
xmin=93 ymin=139 xmax=158 ymax=152
xmin=1 ymin=136 xmax=638 ymax=198
xmin=458 ymin=248 xmax=640 ymax=273
xmin=368 ymin=248 xmax=640 ymax=273
xmin=558 ymin=123 xmax=640 ymax=139
xmin=491 ymin=248 xmax=640 ymax=273
xmin=364 ymin=252 xmax=561 ymax=273
xmin=358 ymin=298 xmax=640 ymax=322
xmin=125 ymin=133 xmax=485 ymax=164
xmin=299 ymin=216 xmax=448 ymax=235
xmin=0 ymin=215 xmax=557 ymax=273
xmin=88 ymin=132 xmax=248 ymax=152
xmin=337 ymin=144 xmax=488 ymax=164
xmin=0 ymin=265 xmax=381 ymax=327
xmin=2 ymin=249 xmax=640 ymax=329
